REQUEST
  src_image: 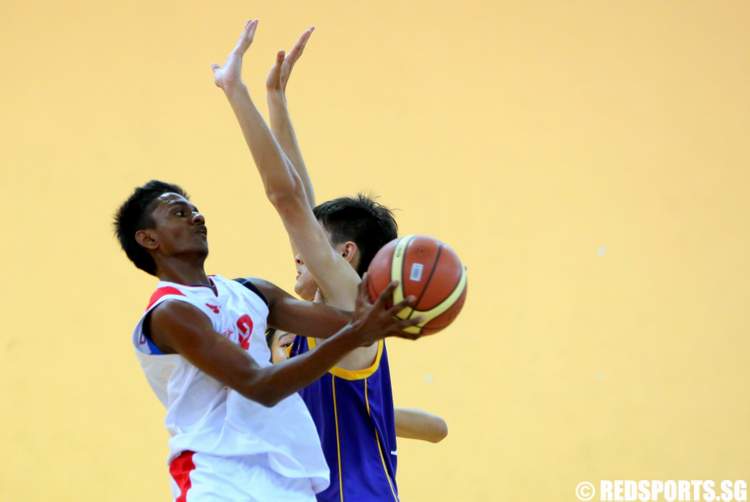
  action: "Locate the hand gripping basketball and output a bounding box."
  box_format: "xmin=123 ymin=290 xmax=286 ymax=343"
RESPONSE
xmin=349 ymin=274 xmax=424 ymax=346
xmin=367 ymin=235 xmax=468 ymax=336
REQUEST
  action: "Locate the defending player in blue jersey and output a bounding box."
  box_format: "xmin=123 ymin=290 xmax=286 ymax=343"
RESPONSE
xmin=267 ymin=328 xmax=449 ymax=444
xmin=212 ymin=20 xmax=447 ymax=501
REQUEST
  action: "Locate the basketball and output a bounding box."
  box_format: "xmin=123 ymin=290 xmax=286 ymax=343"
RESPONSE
xmin=367 ymin=235 xmax=468 ymax=336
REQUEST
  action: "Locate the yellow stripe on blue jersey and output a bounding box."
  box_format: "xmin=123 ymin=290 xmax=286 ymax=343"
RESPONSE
xmin=307 ymin=337 xmax=384 ymax=380
xmin=291 ymin=336 xmax=399 ymax=502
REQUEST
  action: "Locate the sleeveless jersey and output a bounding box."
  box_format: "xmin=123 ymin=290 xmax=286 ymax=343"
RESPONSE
xmin=132 ymin=274 xmax=329 ymax=493
xmin=291 ymin=336 xmax=399 ymax=502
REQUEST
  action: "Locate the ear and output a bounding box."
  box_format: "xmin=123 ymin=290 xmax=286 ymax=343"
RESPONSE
xmin=340 ymin=241 xmax=359 ymax=266
xmin=135 ymin=229 xmax=159 ymax=251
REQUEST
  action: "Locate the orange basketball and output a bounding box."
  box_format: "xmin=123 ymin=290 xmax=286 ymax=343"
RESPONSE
xmin=367 ymin=235 xmax=468 ymax=336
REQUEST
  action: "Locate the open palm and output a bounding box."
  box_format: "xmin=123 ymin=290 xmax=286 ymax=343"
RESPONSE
xmin=212 ymin=19 xmax=258 ymax=92
xmin=266 ymin=27 xmax=314 ymax=94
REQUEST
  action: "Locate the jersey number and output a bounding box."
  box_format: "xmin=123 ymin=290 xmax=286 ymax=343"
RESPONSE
xmin=236 ymin=314 xmax=253 ymax=350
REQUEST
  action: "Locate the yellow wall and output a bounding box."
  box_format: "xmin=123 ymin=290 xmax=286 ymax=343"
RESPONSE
xmin=1 ymin=1 xmax=749 ymax=500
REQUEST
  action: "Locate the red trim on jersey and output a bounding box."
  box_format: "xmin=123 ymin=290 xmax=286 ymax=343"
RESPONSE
xmin=146 ymin=286 xmax=185 ymax=311
xmin=169 ymin=450 xmax=196 ymax=502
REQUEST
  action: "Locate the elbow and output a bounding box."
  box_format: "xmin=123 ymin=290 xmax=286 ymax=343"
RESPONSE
xmin=258 ymin=395 xmax=281 ymax=408
xmin=240 ymin=388 xmax=280 ymax=408
xmin=266 ymin=173 xmax=306 ymax=211
xmin=430 ymin=419 xmax=449 ymax=443
xmin=237 ymin=376 xmax=282 ymax=408
xmin=266 ymin=188 xmax=299 ymax=211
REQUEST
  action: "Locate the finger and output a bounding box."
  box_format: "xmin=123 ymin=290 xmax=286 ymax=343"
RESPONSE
xmin=358 ymin=273 xmax=372 ymax=305
xmin=397 ymin=317 xmax=423 ymax=329
xmin=354 ymin=274 xmax=369 ymax=312
xmin=210 ymin=64 xmax=222 ymax=86
xmin=374 ymin=281 xmax=398 ymax=309
xmin=287 ymin=26 xmax=314 ymax=64
xmin=267 ymin=50 xmax=284 ymax=88
xmin=389 ymin=295 xmax=415 ymax=316
xmin=391 ymin=331 xmax=421 ymax=341
xmin=234 ymin=19 xmax=259 ymax=54
xmin=246 ymin=19 xmax=259 ymax=41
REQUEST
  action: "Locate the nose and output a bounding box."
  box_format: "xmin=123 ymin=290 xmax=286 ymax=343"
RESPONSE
xmin=192 ymin=211 xmax=205 ymax=225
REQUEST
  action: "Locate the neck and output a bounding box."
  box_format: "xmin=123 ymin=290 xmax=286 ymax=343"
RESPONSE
xmin=156 ymin=255 xmax=210 ymax=286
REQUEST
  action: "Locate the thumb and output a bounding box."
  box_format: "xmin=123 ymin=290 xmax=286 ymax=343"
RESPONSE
xmin=355 ymin=273 xmax=369 ymax=310
xmin=267 ymin=51 xmax=284 ymax=88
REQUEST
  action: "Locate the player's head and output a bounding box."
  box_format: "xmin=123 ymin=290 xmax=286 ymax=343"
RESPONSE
xmin=294 ymin=194 xmax=398 ymax=300
xmin=265 ymin=328 xmax=296 ymax=364
xmin=114 ymin=180 xmax=208 ymax=277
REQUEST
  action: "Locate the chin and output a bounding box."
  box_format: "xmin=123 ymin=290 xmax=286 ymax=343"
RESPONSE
xmin=294 ymin=279 xmax=316 ymax=301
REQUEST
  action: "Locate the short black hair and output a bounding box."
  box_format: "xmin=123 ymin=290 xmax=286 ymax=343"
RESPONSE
xmin=313 ymin=194 xmax=398 ymax=276
xmin=114 ymin=180 xmax=189 ymax=276
xmin=265 ymin=328 xmax=277 ymax=349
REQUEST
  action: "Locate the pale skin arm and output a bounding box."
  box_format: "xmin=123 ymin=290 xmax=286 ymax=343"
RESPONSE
xmin=265 ymin=27 xmax=316 ymax=208
xmin=212 ymin=20 xmax=358 ymax=308
xmin=395 ymin=408 xmax=449 ymax=443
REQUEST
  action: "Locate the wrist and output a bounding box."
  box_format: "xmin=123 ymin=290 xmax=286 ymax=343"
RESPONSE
xmin=267 ymin=90 xmax=288 ymax=106
xmin=223 ymin=81 xmax=249 ymax=100
xmin=335 ymin=321 xmax=367 ymax=349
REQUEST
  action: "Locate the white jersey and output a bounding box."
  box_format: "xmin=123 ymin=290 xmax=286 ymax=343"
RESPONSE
xmin=132 ymin=274 xmax=329 ymax=494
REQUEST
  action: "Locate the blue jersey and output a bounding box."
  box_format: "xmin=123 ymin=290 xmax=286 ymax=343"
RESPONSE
xmin=291 ymin=336 xmax=399 ymax=502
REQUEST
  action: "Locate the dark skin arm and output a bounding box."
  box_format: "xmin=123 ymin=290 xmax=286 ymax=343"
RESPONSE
xmin=248 ymin=277 xmax=350 ymax=339
xmin=148 ymin=279 xmax=420 ymax=407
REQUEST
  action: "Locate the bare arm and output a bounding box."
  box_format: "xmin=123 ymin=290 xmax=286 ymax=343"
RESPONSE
xmin=395 ymin=408 xmax=449 ymax=443
xmin=265 ymin=27 xmax=316 ymax=207
xmin=247 ymin=277 xmax=350 ymax=339
xmin=149 ymin=280 xmax=419 ymax=407
xmin=212 ymin=20 xmax=358 ymax=307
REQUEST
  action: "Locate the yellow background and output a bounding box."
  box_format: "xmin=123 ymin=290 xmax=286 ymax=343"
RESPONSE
xmin=1 ymin=1 xmax=749 ymax=500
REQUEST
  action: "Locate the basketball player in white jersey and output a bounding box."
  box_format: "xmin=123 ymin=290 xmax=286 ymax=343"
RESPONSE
xmin=114 ymin=180 xmax=422 ymax=501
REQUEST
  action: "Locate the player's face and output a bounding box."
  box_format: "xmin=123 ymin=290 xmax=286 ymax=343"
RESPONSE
xmin=270 ymin=331 xmax=296 ymax=364
xmin=293 ymin=253 xmax=318 ymax=301
xmin=147 ymin=193 xmax=208 ymax=258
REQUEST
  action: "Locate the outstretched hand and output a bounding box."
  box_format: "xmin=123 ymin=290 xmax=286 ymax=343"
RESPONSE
xmin=211 ymin=19 xmax=258 ymax=93
xmin=350 ymin=274 xmax=423 ymax=346
xmin=266 ymin=27 xmax=314 ymax=95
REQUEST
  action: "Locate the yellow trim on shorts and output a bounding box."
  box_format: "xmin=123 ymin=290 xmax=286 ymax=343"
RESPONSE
xmin=364 ymin=379 xmax=399 ymax=501
xmin=307 ymin=337 xmax=384 ymax=380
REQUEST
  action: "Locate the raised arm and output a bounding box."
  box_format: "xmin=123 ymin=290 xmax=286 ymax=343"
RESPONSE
xmin=149 ymin=281 xmax=419 ymax=407
xmin=211 ymin=20 xmax=303 ymax=209
xmin=212 ymin=20 xmax=359 ymax=307
xmin=266 ymin=27 xmax=316 ymax=207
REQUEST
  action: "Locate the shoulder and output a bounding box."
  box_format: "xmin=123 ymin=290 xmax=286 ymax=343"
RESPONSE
xmin=145 ymin=284 xmax=188 ymax=311
xmin=150 ymin=298 xmax=212 ymax=328
xmin=233 ymin=277 xmax=272 ymax=307
xmin=145 ymin=299 xmax=215 ymax=354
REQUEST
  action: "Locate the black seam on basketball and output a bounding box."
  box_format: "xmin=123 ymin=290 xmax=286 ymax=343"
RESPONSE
xmin=407 ymin=243 xmax=443 ymax=320
xmin=425 ymin=281 xmax=467 ymax=328
xmin=399 ymin=236 xmax=415 ymax=313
